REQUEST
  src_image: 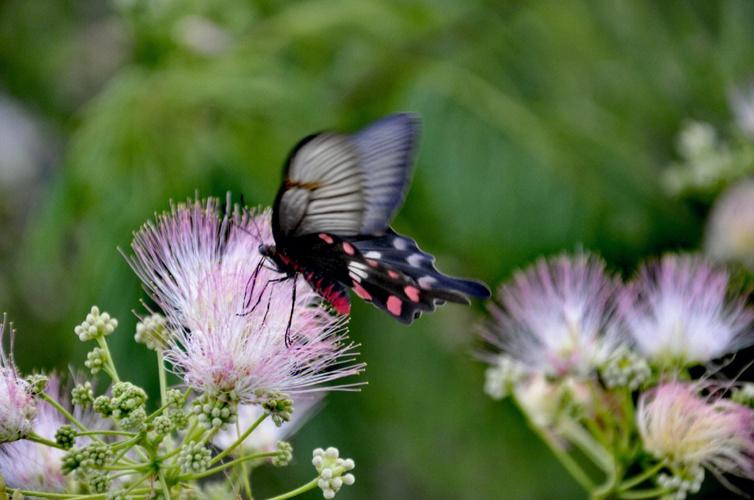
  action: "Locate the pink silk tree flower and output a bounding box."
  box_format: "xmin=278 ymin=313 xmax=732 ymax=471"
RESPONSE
xmin=484 ymin=253 xmax=622 ymax=377
xmin=637 ymin=382 xmax=754 ymax=485
xmin=128 ymin=198 xmax=363 ymax=401
xmin=0 ymin=319 xmax=36 ymax=444
xmin=0 ymin=375 xmax=67 ymax=491
xmin=622 ymin=255 xmax=754 ymax=366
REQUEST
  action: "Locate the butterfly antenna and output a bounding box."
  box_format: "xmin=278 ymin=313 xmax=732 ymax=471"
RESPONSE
xmin=284 ymin=274 xmax=298 ymax=348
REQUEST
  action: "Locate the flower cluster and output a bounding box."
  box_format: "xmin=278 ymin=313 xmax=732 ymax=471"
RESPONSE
xmin=127 ymin=198 xmax=363 ymax=401
xmin=0 ymin=197 xmax=363 ymax=499
xmin=0 ymin=318 xmax=36 ymax=444
xmin=482 ymin=252 xmax=754 ymax=498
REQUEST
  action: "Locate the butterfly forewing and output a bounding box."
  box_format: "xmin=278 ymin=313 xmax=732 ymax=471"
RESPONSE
xmin=273 ymin=114 xmax=419 ymax=239
xmin=269 ymin=113 xmax=490 ymax=324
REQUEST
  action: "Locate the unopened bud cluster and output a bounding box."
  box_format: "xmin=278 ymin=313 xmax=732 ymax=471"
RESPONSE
xmin=192 ymin=392 xmax=238 ymax=429
xmin=72 ymin=382 xmax=95 ymax=407
xmin=272 ymin=441 xmax=293 ymax=467
xmin=312 ymin=447 xmax=355 ymax=499
xmin=484 ymin=355 xmax=525 ymax=400
xmin=63 ymin=443 xmax=114 ymax=474
xmin=261 ymin=391 xmax=294 ymax=426
xmin=85 ymin=348 xmax=108 ymax=374
xmin=75 ymin=306 xmax=118 ymax=341
xmin=178 ymin=442 xmax=212 ymax=474
xmin=657 ymin=465 xmax=704 ymax=500
xmin=134 ymin=313 xmax=169 ymax=351
xmin=601 ymin=349 xmax=651 ymax=391
xmin=55 ymin=425 xmax=77 ymax=450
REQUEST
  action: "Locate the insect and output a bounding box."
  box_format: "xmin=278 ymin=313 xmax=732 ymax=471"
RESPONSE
xmin=258 ymin=113 xmax=490 ymax=325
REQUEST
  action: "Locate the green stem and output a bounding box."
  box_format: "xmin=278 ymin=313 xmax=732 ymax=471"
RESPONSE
xmin=158 ymin=471 xmax=172 ymax=499
xmin=96 ymin=336 xmax=120 ymax=383
xmin=618 ymin=461 xmax=667 ymax=492
xmin=264 ymin=478 xmax=319 ymax=500
xmin=27 ymin=432 xmax=65 ymax=450
xmin=618 ymin=487 xmax=671 ymax=499
xmin=242 ymin=462 xmax=253 ymax=499
xmin=157 ymin=350 xmax=168 ymax=407
xmin=40 ymin=392 xmax=88 ymax=432
xmin=179 ymin=452 xmax=278 ymax=481
xmin=6 ymin=490 xmax=78 ymax=499
xmin=512 ymin=397 xmax=595 ymax=491
xmin=559 ymin=418 xmax=613 ymax=472
xmin=77 ymin=430 xmax=135 ymax=437
xmin=209 ymin=413 xmax=268 ymax=466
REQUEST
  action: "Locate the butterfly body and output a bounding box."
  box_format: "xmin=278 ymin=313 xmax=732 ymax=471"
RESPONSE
xmin=264 ymin=113 xmax=490 ymax=323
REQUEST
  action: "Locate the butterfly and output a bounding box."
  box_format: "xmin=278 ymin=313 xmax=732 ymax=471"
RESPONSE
xmin=258 ymin=113 xmax=490 ymax=325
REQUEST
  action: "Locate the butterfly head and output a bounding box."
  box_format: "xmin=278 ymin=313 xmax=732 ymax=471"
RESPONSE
xmin=258 ymin=243 xmax=290 ymax=275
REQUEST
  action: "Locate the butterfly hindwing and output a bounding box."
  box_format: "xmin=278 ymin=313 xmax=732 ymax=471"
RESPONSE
xmin=273 ymin=114 xmax=419 ymax=240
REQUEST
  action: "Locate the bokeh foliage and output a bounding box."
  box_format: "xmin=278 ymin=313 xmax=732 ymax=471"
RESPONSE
xmin=2 ymin=0 xmax=754 ymax=498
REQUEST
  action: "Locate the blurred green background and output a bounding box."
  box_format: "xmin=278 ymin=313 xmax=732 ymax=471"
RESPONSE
xmin=1 ymin=0 xmax=753 ymax=498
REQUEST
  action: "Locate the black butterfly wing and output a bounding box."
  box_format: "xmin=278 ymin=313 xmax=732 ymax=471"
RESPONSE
xmin=346 ymin=231 xmax=490 ymax=323
xmin=272 ymin=113 xmax=419 ymax=241
xmin=286 ymin=231 xmax=489 ymax=324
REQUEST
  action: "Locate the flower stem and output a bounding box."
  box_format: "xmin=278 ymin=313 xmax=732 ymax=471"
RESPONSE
xmin=559 ymin=418 xmax=613 ymax=472
xmin=617 ymin=487 xmax=671 ymax=499
xmin=618 ymin=461 xmax=666 ymax=492
xmin=180 ymin=452 xmax=278 ymax=481
xmin=77 ymin=430 xmax=135 ymax=437
xmin=40 ymin=392 xmax=88 ymax=432
xmin=158 ymin=471 xmax=172 ymax=499
xmin=241 ymin=462 xmax=253 ymax=499
xmin=157 ymin=350 xmax=168 ymax=406
xmin=27 ymin=432 xmax=65 ymax=449
xmin=264 ymin=478 xmax=320 ymax=500
xmin=512 ymin=397 xmax=595 ymax=491
xmin=209 ymin=412 xmax=268 ymax=466
xmin=96 ymin=336 xmax=120 ymax=383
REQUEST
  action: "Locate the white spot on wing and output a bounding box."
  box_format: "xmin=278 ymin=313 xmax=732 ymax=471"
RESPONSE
xmin=365 ymin=251 xmax=382 ymax=259
xmin=407 ymin=253 xmax=424 ymax=267
xmin=417 ymin=276 xmax=437 ymax=289
xmin=393 ymin=238 xmax=408 ymax=250
xmin=349 ymin=261 xmax=368 ymax=271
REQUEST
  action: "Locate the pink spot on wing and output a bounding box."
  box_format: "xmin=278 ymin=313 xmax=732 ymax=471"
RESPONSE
xmin=366 ymin=259 xmax=378 ymax=268
xmin=318 ymin=233 xmax=334 ymax=244
xmin=352 ymin=282 xmax=372 ymax=301
xmin=404 ymin=286 xmax=420 ymax=303
xmin=386 ymin=296 xmax=402 ymax=316
xmin=388 ymin=270 xmax=400 ymax=279
xmin=342 ymin=242 xmax=355 ymax=255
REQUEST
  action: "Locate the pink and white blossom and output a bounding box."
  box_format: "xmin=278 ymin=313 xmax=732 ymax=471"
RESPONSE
xmin=637 ymin=382 xmax=754 ymax=481
xmin=484 ymin=254 xmax=622 ymax=377
xmin=0 ymin=319 xmax=36 ymax=444
xmin=128 ymin=198 xmax=363 ymax=401
xmin=0 ymin=376 xmax=69 ymax=491
xmin=622 ymin=255 xmax=754 ymax=365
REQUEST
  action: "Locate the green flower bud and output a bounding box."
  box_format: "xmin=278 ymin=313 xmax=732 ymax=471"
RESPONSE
xmin=152 ymin=414 xmax=173 ymax=436
xmin=71 ymin=382 xmax=95 ymax=407
xmin=75 ymin=306 xmax=118 ymax=341
xmin=177 ymin=442 xmax=211 ymax=474
xmin=25 ymin=374 xmax=48 ymax=396
xmin=134 ymin=313 xmax=169 ymax=351
xmin=55 ymin=425 xmax=77 ymax=450
xmin=93 ymin=395 xmax=113 ymax=417
xmin=192 ymin=392 xmax=238 ymax=430
xmin=272 ymin=441 xmax=293 ymax=467
xmin=261 ymin=391 xmax=294 ymax=427
xmin=85 ymin=348 xmax=108 ymax=375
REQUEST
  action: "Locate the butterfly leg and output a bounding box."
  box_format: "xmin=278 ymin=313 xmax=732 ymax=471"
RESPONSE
xmin=284 ymin=273 xmax=298 ymax=348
